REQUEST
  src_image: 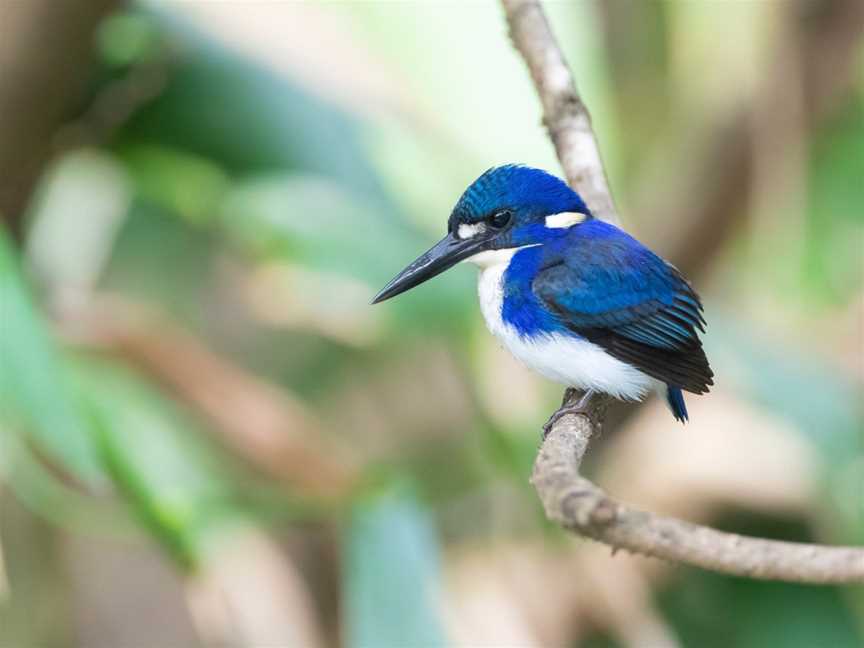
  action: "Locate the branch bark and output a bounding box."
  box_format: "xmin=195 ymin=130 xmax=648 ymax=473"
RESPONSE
xmin=0 ymin=0 xmax=118 ymax=240
xmin=501 ymin=0 xmax=619 ymax=225
xmin=500 ymin=0 xmax=864 ymax=585
xmin=534 ymin=394 xmax=864 ymax=584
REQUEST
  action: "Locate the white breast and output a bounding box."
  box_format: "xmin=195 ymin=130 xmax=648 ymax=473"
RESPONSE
xmin=474 ymin=258 xmax=657 ymax=401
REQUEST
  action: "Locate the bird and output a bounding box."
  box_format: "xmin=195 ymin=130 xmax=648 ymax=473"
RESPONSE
xmin=372 ymin=165 xmax=712 ymax=424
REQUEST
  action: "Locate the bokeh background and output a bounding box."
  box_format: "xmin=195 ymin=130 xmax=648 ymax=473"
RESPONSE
xmin=1 ymin=1 xmax=862 ymax=646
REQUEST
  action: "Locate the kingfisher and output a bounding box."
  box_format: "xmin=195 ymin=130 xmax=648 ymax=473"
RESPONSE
xmin=373 ymin=165 xmax=712 ymax=424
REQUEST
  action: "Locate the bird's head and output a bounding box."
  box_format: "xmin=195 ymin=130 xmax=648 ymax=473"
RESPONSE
xmin=373 ymin=165 xmax=591 ymax=303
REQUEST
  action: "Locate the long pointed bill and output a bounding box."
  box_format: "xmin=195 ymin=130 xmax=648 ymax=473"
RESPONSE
xmin=372 ymin=231 xmax=486 ymax=304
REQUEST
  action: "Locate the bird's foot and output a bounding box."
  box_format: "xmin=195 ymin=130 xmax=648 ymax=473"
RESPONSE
xmin=541 ymin=389 xmax=596 ymax=439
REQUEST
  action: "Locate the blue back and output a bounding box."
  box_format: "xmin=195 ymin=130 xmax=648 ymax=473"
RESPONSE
xmin=502 ymin=220 xmax=701 ymax=342
xmin=499 ymin=220 xmax=712 ymax=394
xmin=501 ymin=220 xmax=675 ymax=335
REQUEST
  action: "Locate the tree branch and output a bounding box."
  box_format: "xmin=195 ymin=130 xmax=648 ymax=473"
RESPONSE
xmin=534 ymin=394 xmax=864 ymax=584
xmin=0 ymin=0 xmax=118 ymax=240
xmin=500 ymin=0 xmax=864 ymax=584
xmin=501 ymin=0 xmax=619 ymax=225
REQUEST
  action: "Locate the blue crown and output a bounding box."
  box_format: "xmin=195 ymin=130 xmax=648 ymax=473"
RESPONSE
xmin=448 ymin=165 xmax=589 ymax=229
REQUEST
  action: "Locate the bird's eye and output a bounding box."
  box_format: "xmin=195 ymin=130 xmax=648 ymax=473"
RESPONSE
xmin=487 ymin=209 xmax=512 ymax=229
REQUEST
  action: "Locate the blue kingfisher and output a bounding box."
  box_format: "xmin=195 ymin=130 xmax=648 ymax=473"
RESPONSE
xmin=373 ymin=165 xmax=712 ymax=423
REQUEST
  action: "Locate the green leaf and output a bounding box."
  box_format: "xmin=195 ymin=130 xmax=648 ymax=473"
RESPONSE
xmin=0 ymin=227 xmax=103 ymax=482
xmin=219 ymin=173 xmax=476 ymax=335
xmin=120 ymin=144 xmax=230 ymax=225
xmin=800 ymin=92 xmax=864 ymax=304
xmin=705 ymin=319 xmax=864 ymax=545
xmin=705 ymin=320 xmax=861 ymax=462
xmin=220 ymin=174 xmax=416 ymax=282
xmin=659 ymin=562 xmax=862 ymax=648
xmin=120 ymin=9 xmax=387 ymax=204
xmin=72 ymin=356 xmax=239 ymax=569
xmin=97 ymin=12 xmax=163 ymax=68
xmin=344 ymin=485 xmax=448 ymax=648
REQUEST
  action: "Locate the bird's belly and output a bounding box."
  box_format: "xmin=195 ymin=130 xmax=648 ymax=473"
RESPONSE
xmin=477 ymin=264 xmax=656 ymax=401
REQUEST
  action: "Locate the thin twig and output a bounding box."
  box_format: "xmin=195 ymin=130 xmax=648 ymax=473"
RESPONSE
xmin=501 ymin=0 xmax=618 ymax=224
xmin=501 ymin=0 xmax=864 ymax=584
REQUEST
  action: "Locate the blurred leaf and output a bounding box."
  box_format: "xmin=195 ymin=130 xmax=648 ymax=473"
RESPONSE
xmin=659 ymin=555 xmax=862 ymax=648
xmin=220 ymin=173 xmax=476 ymax=336
xmin=0 ymin=428 xmax=126 ymax=534
xmin=120 ymin=144 xmax=229 ymax=225
xmin=706 ymin=320 xmax=860 ymax=462
xmin=102 ymin=199 xmax=218 ymax=325
xmin=808 ymin=92 xmax=864 ymax=226
xmin=344 ymin=485 xmax=448 ymax=648
xmin=119 ymin=9 xmax=389 ymax=206
xmin=105 ymin=10 xmax=482 ymax=340
xmin=72 ymin=356 xmax=240 ymax=569
xmin=802 ymin=92 xmax=864 ymax=303
xmin=97 ymin=11 xmax=164 ymax=68
xmin=0 ymin=227 xmax=103 ymax=482
xmin=705 ymin=319 xmax=863 ymax=544
xmin=221 ymin=174 xmax=414 ymax=281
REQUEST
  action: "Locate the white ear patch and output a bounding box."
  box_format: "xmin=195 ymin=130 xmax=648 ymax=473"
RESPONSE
xmin=463 ymin=243 xmax=541 ymax=268
xmin=457 ymin=222 xmax=486 ymax=239
xmin=545 ymin=211 xmax=587 ymax=229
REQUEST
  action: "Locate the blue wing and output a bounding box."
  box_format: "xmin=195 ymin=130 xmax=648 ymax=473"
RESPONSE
xmin=532 ymin=221 xmax=713 ymax=394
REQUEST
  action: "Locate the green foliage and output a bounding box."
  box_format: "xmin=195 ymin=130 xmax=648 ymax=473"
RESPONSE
xmin=344 ymin=485 xmax=448 ymax=647
xmin=661 ymin=566 xmax=861 ymax=647
xmin=97 ymin=11 xmax=164 ymax=68
xmin=120 ymin=10 xmax=385 ymax=202
xmin=3 ymin=3 xmax=863 ymax=644
xmin=73 ymin=357 xmax=241 ymax=569
xmin=802 ymin=92 xmax=864 ymax=303
xmin=706 ymin=320 xmax=863 ymax=547
xmin=707 ymin=321 xmax=861 ymax=462
xmin=120 ymin=144 xmax=230 ymax=225
xmin=0 ymin=227 xmax=103 ymax=483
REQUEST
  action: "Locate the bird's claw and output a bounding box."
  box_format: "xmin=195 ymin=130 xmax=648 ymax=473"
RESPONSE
xmin=541 ymin=389 xmax=595 ymax=439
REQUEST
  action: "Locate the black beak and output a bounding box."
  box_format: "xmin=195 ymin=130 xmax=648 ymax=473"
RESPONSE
xmin=372 ymin=231 xmax=486 ymax=304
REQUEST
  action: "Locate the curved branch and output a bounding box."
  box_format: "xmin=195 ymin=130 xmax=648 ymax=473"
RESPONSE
xmin=501 ymin=0 xmax=864 ymax=585
xmin=534 ymin=398 xmax=864 ymax=584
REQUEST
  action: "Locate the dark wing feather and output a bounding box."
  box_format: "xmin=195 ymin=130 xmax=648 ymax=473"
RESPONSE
xmin=533 ymin=229 xmax=713 ymax=394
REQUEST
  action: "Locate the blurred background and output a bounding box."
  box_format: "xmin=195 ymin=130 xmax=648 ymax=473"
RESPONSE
xmin=0 ymin=1 xmax=862 ymax=646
